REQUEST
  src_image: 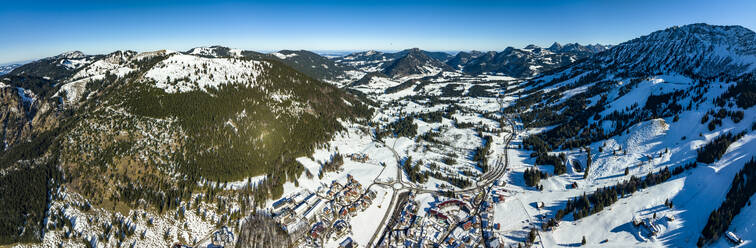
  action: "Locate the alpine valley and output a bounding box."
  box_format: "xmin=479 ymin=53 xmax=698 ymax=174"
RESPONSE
xmin=1 ymin=23 xmax=755 ymax=248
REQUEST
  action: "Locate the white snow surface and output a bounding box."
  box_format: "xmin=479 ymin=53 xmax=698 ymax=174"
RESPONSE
xmin=144 ymin=54 xmax=266 ymax=93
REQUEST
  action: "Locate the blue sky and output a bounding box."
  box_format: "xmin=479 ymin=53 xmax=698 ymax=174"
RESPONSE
xmin=1 ymin=0 xmax=754 ymax=64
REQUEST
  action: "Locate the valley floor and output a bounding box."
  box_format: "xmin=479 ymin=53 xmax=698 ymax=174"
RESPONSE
xmin=16 ymin=73 xmax=756 ymax=248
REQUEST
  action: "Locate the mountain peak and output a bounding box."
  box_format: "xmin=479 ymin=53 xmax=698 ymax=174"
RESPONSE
xmin=644 ymin=23 xmax=755 ymax=51
xmin=403 ymin=48 xmax=424 ymax=55
xmin=547 ymin=42 xmax=562 ymax=51
xmin=187 ymin=46 xmax=241 ymax=58
xmin=589 ymin=23 xmax=756 ymax=78
xmin=383 ymin=48 xmax=452 ymax=78
xmin=54 ymin=51 xmax=86 ymax=59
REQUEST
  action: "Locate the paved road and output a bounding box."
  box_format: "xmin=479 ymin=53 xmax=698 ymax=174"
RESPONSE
xmin=436 ymin=110 xmax=516 ymax=243
xmin=366 ymin=138 xmax=402 ymax=247
xmin=368 ymin=95 xmax=519 ymax=247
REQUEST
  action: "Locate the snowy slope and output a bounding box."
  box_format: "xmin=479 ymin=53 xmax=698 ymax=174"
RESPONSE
xmin=506 ymin=23 xmax=756 ymax=247
xmin=144 ymin=53 xmax=266 ymax=93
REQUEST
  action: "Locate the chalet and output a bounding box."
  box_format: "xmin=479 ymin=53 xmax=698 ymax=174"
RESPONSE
xmin=303 ymin=199 xmax=325 ymax=222
xmin=439 ymin=199 xmax=468 ymax=209
xmin=339 ymin=237 xmax=354 ymax=248
xmin=359 ymin=199 xmax=369 ymax=209
xmin=274 ymin=207 xmax=293 ymax=220
xmin=281 ymin=219 xmax=305 ymax=234
xmin=272 ymin=197 xmax=291 ymax=209
xmin=463 ymin=221 xmax=473 ymax=230
xmin=481 ymin=201 xmax=490 ymax=210
xmin=333 ymin=219 xmax=348 ymax=233
xmin=726 ymin=231 xmax=742 ymax=244
xmin=642 ymin=219 xmax=659 ymax=235
xmin=348 ymin=203 xmax=358 ymax=216
xmin=404 ymin=240 xmax=413 ymax=247
xmin=348 ymin=153 xmax=369 ymax=162
xmin=310 ymin=222 xmax=325 ymax=239
xmin=429 ymin=209 xmax=450 ymax=224
xmin=331 ymin=182 xmax=343 ymax=191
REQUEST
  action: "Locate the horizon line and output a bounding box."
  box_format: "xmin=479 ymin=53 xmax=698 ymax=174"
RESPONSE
xmin=3 ymin=42 xmax=616 ymax=65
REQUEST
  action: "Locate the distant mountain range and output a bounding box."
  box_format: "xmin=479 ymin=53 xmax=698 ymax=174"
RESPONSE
xmin=1 ymin=22 xmax=755 ymax=248
xmin=3 ymin=42 xmax=609 ymax=85
xmin=332 ymin=43 xmax=610 ymax=79
xmin=0 ymin=64 xmax=21 ymax=75
xmin=456 ymin=43 xmax=610 ymax=77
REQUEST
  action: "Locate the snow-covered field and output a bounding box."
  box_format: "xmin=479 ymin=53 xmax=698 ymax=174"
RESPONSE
xmin=10 ymin=25 xmax=756 ymax=247
xmin=145 ymin=53 xmax=265 ymax=93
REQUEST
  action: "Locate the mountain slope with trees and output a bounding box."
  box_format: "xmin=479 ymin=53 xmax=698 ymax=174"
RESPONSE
xmin=0 ymin=50 xmax=372 ymax=244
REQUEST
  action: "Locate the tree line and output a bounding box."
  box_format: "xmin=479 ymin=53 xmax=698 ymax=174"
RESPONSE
xmin=698 ymin=157 xmax=756 ymax=246
xmin=544 ymin=166 xmax=679 ymax=230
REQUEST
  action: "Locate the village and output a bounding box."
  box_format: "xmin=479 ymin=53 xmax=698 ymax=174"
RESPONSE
xmin=269 ymin=174 xmax=375 ymax=247
xmin=374 ymin=180 xmax=511 ymax=247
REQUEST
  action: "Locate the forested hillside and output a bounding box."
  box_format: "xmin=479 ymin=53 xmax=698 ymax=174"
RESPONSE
xmin=0 ymin=50 xmax=372 ymax=244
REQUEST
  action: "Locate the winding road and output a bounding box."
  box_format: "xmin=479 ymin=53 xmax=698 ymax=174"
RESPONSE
xmin=366 ymin=95 xmax=519 ymax=247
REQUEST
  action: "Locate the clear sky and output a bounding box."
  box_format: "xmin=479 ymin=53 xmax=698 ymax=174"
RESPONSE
xmin=1 ymin=0 xmax=754 ymax=64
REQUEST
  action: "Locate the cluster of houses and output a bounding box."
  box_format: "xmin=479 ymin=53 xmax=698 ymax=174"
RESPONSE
xmin=401 ymin=184 xmax=507 ymax=247
xmin=429 ymin=199 xmax=472 ymax=225
xmin=442 ymin=199 xmax=500 ymax=247
xmin=346 ymin=153 xmax=369 ymax=163
xmin=377 ymin=193 xmax=421 ymax=247
xmin=269 ymin=174 xmax=375 ymax=246
xmin=395 ymin=194 xmax=420 ymax=230
xmin=380 ymin=196 xmax=488 ymax=247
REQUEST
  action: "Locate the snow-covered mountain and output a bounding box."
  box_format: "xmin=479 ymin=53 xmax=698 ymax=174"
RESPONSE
xmin=509 ymin=23 xmax=756 ymax=247
xmin=457 ymin=43 xmax=608 ymax=77
xmin=381 ymin=48 xmax=454 ymax=79
xmin=547 ymin=42 xmax=611 ymax=54
xmin=6 ymin=51 xmax=99 ymax=81
xmin=0 ymin=49 xmax=371 ymax=244
xmin=335 ymin=48 xmax=453 ymax=75
xmin=179 ymin=46 xmax=363 ymax=86
xmin=446 ymin=50 xmax=484 ymax=70
xmin=3 ymin=23 xmax=756 ymax=248
xmin=266 ymin=50 xmax=361 ymax=85
xmin=0 ymin=64 xmax=21 ymax=75
xmin=334 ymin=50 xmax=395 ymax=72
xmin=580 ymin=23 xmax=756 ymax=78
xmin=185 ymin=45 xmax=243 ymax=58
xmin=336 ymin=43 xmax=607 ymax=79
